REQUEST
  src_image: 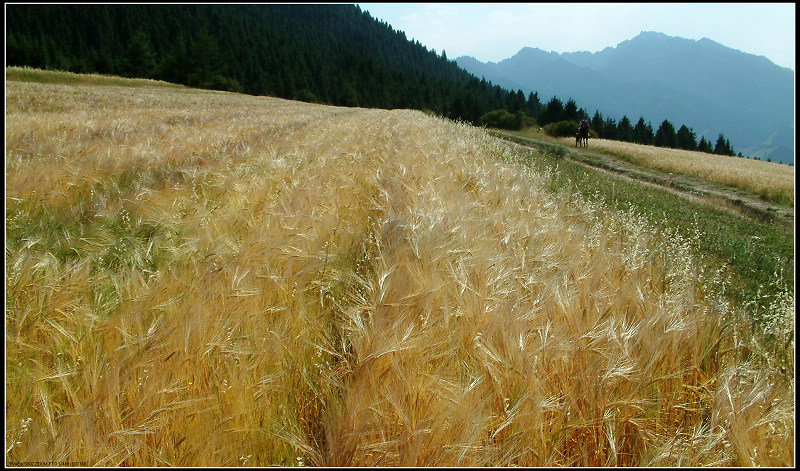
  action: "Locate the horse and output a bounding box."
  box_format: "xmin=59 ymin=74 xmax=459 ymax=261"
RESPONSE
xmin=575 ymin=125 xmax=589 ymax=147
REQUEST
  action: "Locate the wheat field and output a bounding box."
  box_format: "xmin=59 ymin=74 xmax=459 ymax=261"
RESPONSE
xmin=5 ymin=76 xmax=794 ymax=466
xmin=569 ymin=137 xmax=795 ymax=206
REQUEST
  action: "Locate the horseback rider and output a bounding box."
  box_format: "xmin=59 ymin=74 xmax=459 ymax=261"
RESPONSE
xmin=576 ymin=117 xmax=590 ymax=147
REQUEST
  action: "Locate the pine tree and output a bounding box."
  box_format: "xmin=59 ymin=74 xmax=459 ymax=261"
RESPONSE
xmin=713 ymin=134 xmax=734 ymax=155
xmin=541 ymin=97 xmax=564 ymax=126
xmin=726 ymin=137 xmax=735 ymax=156
xmin=591 ymin=111 xmax=604 ymax=138
xmin=603 ymin=117 xmax=618 ymax=140
xmin=122 ymin=30 xmax=158 ymax=78
xmin=187 ymin=28 xmax=228 ymax=90
xmin=526 ymin=92 xmax=542 ymax=121
xmin=157 ymin=34 xmax=191 ymax=85
xmin=511 ymin=89 xmax=526 ymax=113
xmin=697 ymin=137 xmax=713 ymax=153
xmin=563 ymin=99 xmax=579 ymax=122
xmin=654 ymin=119 xmax=677 ymax=148
xmin=617 ymin=116 xmax=633 ymax=142
xmin=632 ymin=117 xmax=654 ymax=145
xmin=675 ymin=125 xmax=697 ymax=150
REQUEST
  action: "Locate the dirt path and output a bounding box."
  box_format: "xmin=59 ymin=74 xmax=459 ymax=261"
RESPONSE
xmin=493 ymin=131 xmax=794 ymax=229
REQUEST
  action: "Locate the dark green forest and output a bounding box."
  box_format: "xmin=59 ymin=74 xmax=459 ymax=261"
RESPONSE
xmin=5 ymin=4 xmax=528 ymax=121
xmin=5 ymin=4 xmax=736 ymax=155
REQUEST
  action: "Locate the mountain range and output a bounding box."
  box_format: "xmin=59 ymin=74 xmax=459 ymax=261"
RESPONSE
xmin=456 ymin=32 xmax=794 ymax=164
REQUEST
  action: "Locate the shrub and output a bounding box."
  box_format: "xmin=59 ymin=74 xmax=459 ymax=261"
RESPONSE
xmin=543 ymin=119 xmax=579 ymax=138
xmin=479 ymin=109 xmax=524 ymax=130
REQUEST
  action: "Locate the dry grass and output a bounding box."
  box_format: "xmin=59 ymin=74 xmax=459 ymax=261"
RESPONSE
xmin=6 ymin=75 xmax=794 ymax=466
xmin=566 ymin=138 xmax=795 ymax=206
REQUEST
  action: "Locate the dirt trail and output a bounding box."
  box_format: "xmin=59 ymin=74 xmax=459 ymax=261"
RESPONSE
xmin=493 ymin=132 xmax=795 ymax=229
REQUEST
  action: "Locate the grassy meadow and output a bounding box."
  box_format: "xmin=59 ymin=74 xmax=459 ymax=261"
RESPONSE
xmin=5 ymin=69 xmax=795 ymax=466
xmin=563 ymin=137 xmax=795 ymax=207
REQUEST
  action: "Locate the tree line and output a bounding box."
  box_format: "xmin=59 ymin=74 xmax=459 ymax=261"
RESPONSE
xmin=6 ymin=4 xmax=738 ymax=157
xmin=6 ymin=4 xmax=526 ymax=122
xmin=530 ymin=95 xmax=737 ymax=156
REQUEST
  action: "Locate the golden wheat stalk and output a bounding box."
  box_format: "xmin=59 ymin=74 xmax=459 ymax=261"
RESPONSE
xmin=6 ymin=76 xmax=793 ymax=467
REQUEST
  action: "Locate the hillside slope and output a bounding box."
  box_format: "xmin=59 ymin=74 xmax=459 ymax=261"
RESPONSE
xmin=5 ymin=73 xmax=794 ymax=467
xmin=5 ymin=4 xmax=517 ymax=124
xmin=457 ymin=32 xmax=795 ymax=163
xmin=492 ymin=130 xmax=793 ymax=222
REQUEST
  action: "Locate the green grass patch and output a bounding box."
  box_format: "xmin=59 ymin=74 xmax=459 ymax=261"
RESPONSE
xmin=6 ymin=191 xmax=178 ymax=276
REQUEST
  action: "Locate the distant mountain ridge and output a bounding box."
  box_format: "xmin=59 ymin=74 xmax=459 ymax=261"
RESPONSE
xmin=456 ymin=31 xmax=794 ymax=164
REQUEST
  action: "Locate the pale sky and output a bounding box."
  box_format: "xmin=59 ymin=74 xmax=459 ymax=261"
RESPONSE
xmin=357 ymin=3 xmax=795 ymax=70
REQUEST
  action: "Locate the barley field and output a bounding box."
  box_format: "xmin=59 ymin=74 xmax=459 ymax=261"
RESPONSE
xmin=570 ymin=138 xmax=795 ymax=206
xmin=5 ymin=73 xmax=794 ymax=466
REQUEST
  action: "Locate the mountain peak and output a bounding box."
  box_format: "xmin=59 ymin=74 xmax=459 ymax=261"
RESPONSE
xmin=634 ymin=30 xmax=669 ymax=39
xmin=619 ymin=30 xmax=694 ymax=49
xmin=514 ymin=46 xmax=551 ymax=56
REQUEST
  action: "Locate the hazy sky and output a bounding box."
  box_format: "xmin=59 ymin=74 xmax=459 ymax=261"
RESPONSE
xmin=357 ymin=3 xmax=795 ymax=70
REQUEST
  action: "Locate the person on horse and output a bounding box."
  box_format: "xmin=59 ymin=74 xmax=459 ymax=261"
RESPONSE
xmin=576 ymin=117 xmax=590 ymax=147
xmin=579 ymin=117 xmax=589 ymax=133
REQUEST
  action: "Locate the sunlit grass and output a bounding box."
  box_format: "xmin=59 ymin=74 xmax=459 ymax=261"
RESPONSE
xmin=570 ymin=138 xmax=795 ymax=206
xmin=6 ymin=71 xmax=794 ymax=466
xmin=6 ymin=65 xmax=186 ymax=88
